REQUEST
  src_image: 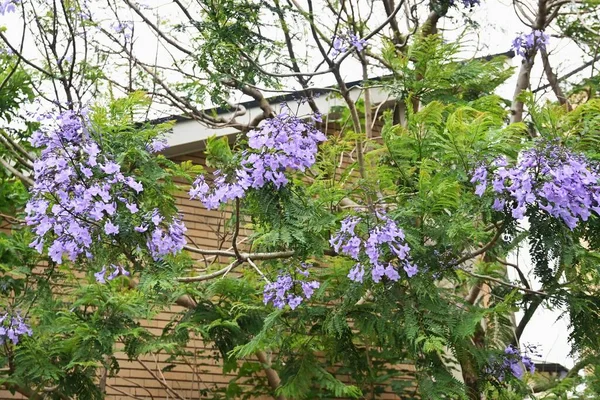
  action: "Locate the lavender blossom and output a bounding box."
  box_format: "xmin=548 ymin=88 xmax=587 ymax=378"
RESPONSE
xmin=148 ymin=138 xmax=169 ymax=153
xmin=331 ymin=35 xmax=347 ymax=58
xmin=263 ymin=264 xmax=320 ymax=309
xmin=94 ymin=266 xmax=108 ymax=283
xmin=95 ymin=264 xmax=130 ymax=283
xmin=348 ymin=34 xmax=367 ymax=51
xmin=111 ymin=21 xmax=134 ymax=39
xmin=488 ymin=344 xmax=538 ymax=381
xmin=348 ymin=263 xmax=365 ymax=283
xmin=0 ymin=311 xmax=33 ymax=345
xmin=331 ymin=212 xmax=416 ymax=283
xmin=26 ymin=110 xmax=186 ymax=265
xmin=471 ymin=141 xmax=600 ymax=230
xmin=190 ymin=111 xmax=326 ymax=209
xmin=331 ymin=33 xmax=368 ymax=58
xmin=512 ymin=30 xmax=550 ymax=58
xmin=449 ymin=0 xmax=481 ymax=8
xmin=0 ymin=0 xmax=18 ymax=15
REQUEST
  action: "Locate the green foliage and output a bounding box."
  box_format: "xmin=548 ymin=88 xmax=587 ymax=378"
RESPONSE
xmin=0 ymin=54 xmax=34 ymax=123
xmin=384 ymin=34 xmax=514 ymax=105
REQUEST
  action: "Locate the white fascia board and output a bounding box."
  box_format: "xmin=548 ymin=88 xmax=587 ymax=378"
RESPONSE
xmin=163 ymin=86 xmax=390 ymax=157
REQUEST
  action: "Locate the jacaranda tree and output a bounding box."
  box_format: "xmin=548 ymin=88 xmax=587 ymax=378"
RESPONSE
xmin=1 ymin=0 xmax=600 ymax=399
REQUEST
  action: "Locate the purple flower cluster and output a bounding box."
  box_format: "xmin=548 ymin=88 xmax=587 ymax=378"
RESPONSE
xmin=0 ymin=312 xmax=32 ymax=345
xmin=330 ymin=213 xmax=416 ymax=283
xmin=489 ymin=344 xmax=537 ymax=381
xmin=111 ymin=21 xmax=134 ymax=40
xmin=471 ymin=142 xmax=600 ymax=230
xmin=449 ymin=0 xmax=481 ymax=8
xmin=0 ymin=0 xmax=18 ymax=15
xmin=512 ymin=30 xmax=550 ymax=58
xmin=332 ymin=33 xmax=368 ymax=57
xmin=147 ymin=137 xmax=169 ymax=153
xmin=94 ymin=264 xmax=130 ymax=283
xmin=263 ymin=264 xmax=320 ymax=309
xmin=26 ymin=110 xmax=186 ymax=264
xmin=190 ymin=111 xmax=326 ymax=209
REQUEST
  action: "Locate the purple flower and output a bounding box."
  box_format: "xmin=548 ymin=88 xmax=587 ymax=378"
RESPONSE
xmin=96 ymin=264 xmax=130 ymax=283
xmin=512 ymin=30 xmax=550 ymax=58
xmin=0 ymin=311 xmax=32 ymax=345
xmin=348 ymin=34 xmax=367 ymax=51
xmin=348 ymin=264 xmax=365 ymax=283
xmin=300 ymin=281 xmax=320 ymax=298
xmin=107 ymin=264 xmax=130 ymax=280
xmin=488 ymin=344 xmax=538 ymax=381
xmin=111 ymin=21 xmax=133 ymax=39
xmin=104 ymin=220 xmax=119 ymax=235
xmin=331 ymin=35 xmax=347 ymax=57
xmin=449 ymin=0 xmax=481 ymax=8
xmin=492 ymin=198 xmax=505 ymax=211
xmin=48 ymin=240 xmax=65 ymax=264
xmin=100 ymin=161 xmax=120 ymax=175
xmin=151 ymin=209 xmax=163 ymax=225
xmin=125 ymin=202 xmax=139 ymax=213
xmin=125 ymin=177 xmax=143 ymax=193
xmin=331 ymin=33 xmax=367 ymax=57
xmin=190 ymin=112 xmax=326 ymax=209
xmin=287 ymin=295 xmax=303 ymax=310
xmin=94 ymin=266 xmax=107 ymax=283
xmin=341 ymin=236 xmax=362 ymax=260
xmin=0 ymin=0 xmax=18 ymax=16
xmin=403 ymin=263 xmax=418 ymax=278
xmin=331 ymin=212 xmax=416 ymax=284
xmin=135 ymin=224 xmax=148 ymax=233
xmin=472 ymin=141 xmax=600 ymax=230
xmin=145 ymin=215 xmax=187 ymax=260
xmin=471 ymin=165 xmax=488 ymax=197
xmin=263 ymin=264 xmax=319 ymax=309
xmin=148 ymin=138 xmax=169 ymax=153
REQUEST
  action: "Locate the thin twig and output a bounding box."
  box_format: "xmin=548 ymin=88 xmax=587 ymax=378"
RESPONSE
xmin=176 ymin=260 xmax=242 ymax=282
xmin=246 ymin=258 xmax=270 ymax=283
xmin=460 ymin=269 xmax=548 ymax=297
xmin=451 ymin=225 xmax=504 ymax=267
xmin=232 ymin=198 xmax=242 ymax=260
xmin=183 ymin=245 xmax=295 ymax=261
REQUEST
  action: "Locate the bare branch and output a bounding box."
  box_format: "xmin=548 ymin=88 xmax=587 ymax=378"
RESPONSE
xmin=256 ymin=351 xmax=287 ymax=400
xmin=0 ymin=158 xmax=33 ymax=187
xmin=460 ymin=269 xmax=548 ymax=297
xmin=122 ymin=0 xmax=194 ymax=56
xmin=540 ymin=48 xmax=571 ymax=108
xmin=177 ymin=260 xmax=242 ymax=282
xmin=495 ymin=258 xmax=531 ymax=290
xmin=183 ymin=245 xmax=295 ymax=261
xmin=451 ymin=225 xmax=504 ymax=267
xmin=246 ymin=258 xmax=270 ymax=283
xmin=533 ymin=53 xmax=600 ymax=93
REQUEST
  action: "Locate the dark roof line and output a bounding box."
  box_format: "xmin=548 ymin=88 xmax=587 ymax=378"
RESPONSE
xmin=534 ymin=362 xmax=570 ymax=374
xmin=150 ymin=49 xmax=515 ymax=125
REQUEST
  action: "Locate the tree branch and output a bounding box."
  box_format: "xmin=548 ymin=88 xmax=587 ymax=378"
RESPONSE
xmin=540 ymin=48 xmax=571 ymax=108
xmin=533 ymin=53 xmax=600 ymax=93
xmin=451 ymin=225 xmax=504 ymax=267
xmin=460 ymin=269 xmax=548 ymax=297
xmin=0 ymin=158 xmax=33 ymax=186
xmin=176 ymin=259 xmax=242 ymax=282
